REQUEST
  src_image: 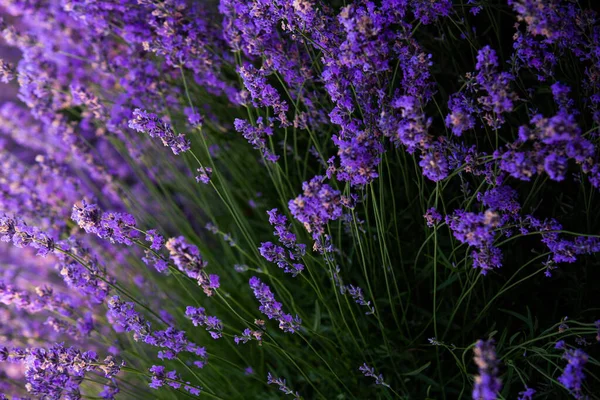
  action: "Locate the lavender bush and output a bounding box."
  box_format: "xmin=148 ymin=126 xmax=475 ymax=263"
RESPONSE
xmin=0 ymin=0 xmax=599 ymax=398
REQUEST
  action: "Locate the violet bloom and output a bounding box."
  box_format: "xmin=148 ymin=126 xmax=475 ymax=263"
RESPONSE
xmin=70 ymin=84 xmax=106 ymax=119
xmin=249 ymin=276 xmax=301 ymax=333
xmin=185 ymin=107 xmax=204 ymax=127
xmin=424 ymin=207 xmax=442 ymax=227
xmin=234 ymin=328 xmax=263 ymax=345
xmin=555 ymin=341 xmax=588 ymax=398
xmin=145 ymin=229 xmax=164 ymax=251
xmin=0 ymin=59 xmax=15 ymax=83
xmin=474 ymin=46 xmax=516 ymax=128
xmin=267 ymin=372 xmax=301 ymax=399
xmin=166 ymin=236 xmax=220 ymax=296
xmin=234 ymin=117 xmax=280 ymax=162
xmin=129 ymin=108 xmax=190 ymax=155
xmin=107 ymin=295 xmax=151 ymax=340
xmin=238 ymin=63 xmax=289 ymax=126
xmin=71 ymin=201 xmax=139 ymax=245
xmin=185 ymin=306 xmax=223 ymax=339
xmin=148 ymin=365 xmax=181 ymax=390
xmin=478 ymin=186 xmax=521 ymax=215
xmin=446 ymin=93 xmax=477 ymax=136
xmin=346 ymin=285 xmax=375 ymax=315
xmin=195 ymin=166 xmax=213 ymax=184
xmin=517 ymin=386 xmax=536 ymax=400
xmin=359 ymin=363 xmax=390 ymax=387
xmin=1 ymin=216 xmax=55 ymax=256
xmin=289 ymin=176 xmax=344 ymax=240
xmin=472 ymin=339 xmax=502 ymax=400
xmin=411 ymin=0 xmax=452 ymax=25
xmin=0 ymin=343 xmax=121 ymax=399
xmin=259 ymin=210 xmax=305 ymax=277
xmin=446 ymin=209 xmax=504 ymax=274
xmin=108 ymin=296 xmax=208 ymax=363
xmin=332 ymin=133 xmax=384 ymax=186
xmin=419 ymin=148 xmax=449 ymax=182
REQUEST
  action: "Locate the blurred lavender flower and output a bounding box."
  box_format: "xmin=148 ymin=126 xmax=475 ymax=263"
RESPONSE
xmin=555 ymin=341 xmax=588 ymax=398
xmin=0 ymin=59 xmax=15 ymax=83
xmin=196 ymin=166 xmax=213 ymax=184
xmin=359 ymin=363 xmax=390 ymax=387
xmin=267 ymin=372 xmax=301 ymax=399
xmin=472 ymin=339 xmax=502 ymax=400
xmin=517 ymin=387 xmax=535 ymax=400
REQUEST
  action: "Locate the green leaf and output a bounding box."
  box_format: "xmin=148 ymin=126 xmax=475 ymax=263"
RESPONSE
xmin=403 ymin=362 xmax=431 ymax=376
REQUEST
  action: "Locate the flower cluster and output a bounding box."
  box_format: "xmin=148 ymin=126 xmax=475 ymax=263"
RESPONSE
xmin=555 ymin=341 xmax=588 ymax=398
xmin=267 ymin=372 xmax=301 ymax=400
xmin=166 ymin=236 xmax=220 ymax=296
xmin=259 ymin=209 xmax=306 ymax=276
xmin=149 ymin=365 xmax=202 ymax=396
xmin=71 ymin=200 xmax=139 ymax=245
xmin=129 ymin=109 xmax=191 ymax=155
xmin=359 ymin=363 xmax=390 ymax=387
xmin=0 ymin=343 xmax=121 ymax=399
xmin=108 ymin=296 xmax=208 ymax=365
xmin=472 ymin=340 xmax=502 ymax=400
xmin=249 ymin=276 xmax=301 ymax=333
xmin=1 ymin=0 xmax=600 ymax=398
xmin=185 ymin=306 xmax=223 ymax=339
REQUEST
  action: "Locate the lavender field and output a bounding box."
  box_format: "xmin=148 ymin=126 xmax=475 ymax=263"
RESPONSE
xmin=0 ymin=0 xmax=599 ymax=399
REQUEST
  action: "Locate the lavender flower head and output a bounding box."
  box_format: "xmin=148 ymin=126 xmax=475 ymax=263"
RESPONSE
xmin=249 ymin=276 xmax=301 ymax=333
xmin=166 ymin=236 xmax=220 ymax=296
xmin=472 ymin=339 xmax=502 ymax=400
xmin=267 ymin=372 xmax=301 ymax=399
xmin=129 ymin=109 xmax=191 ymax=155
xmin=359 ymin=363 xmax=390 ymax=387
xmin=555 ymin=341 xmax=588 ymax=398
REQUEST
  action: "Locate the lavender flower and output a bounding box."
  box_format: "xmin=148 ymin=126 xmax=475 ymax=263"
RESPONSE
xmin=289 ymin=176 xmax=344 ymax=240
xmin=472 ymin=340 xmax=502 ymax=400
xmin=420 ymin=148 xmax=449 ymax=182
xmin=249 ymin=276 xmax=301 ymax=333
xmin=0 ymin=344 xmax=121 ymax=399
xmin=267 ymin=372 xmax=301 ymax=399
xmin=108 ymin=296 xmax=208 ymax=363
xmin=129 ymin=109 xmax=190 ymax=155
xmin=424 ymin=207 xmax=442 ymax=227
xmin=196 ymin=167 xmax=213 ymax=184
xmin=234 ymin=117 xmax=280 ymax=162
xmin=517 ymin=387 xmax=536 ymax=400
xmin=185 ymin=306 xmax=223 ymax=339
xmin=446 ymin=209 xmax=505 ymax=274
xmin=238 ymin=64 xmax=289 ymax=125
xmin=346 ymin=285 xmax=375 ymax=315
xmin=359 ymin=363 xmax=390 ymax=387
xmin=149 ymin=365 xmax=181 ymax=389
xmin=0 ymin=59 xmax=15 ymax=83
xmin=234 ymin=328 xmax=263 ymax=345
xmin=71 ymin=201 xmax=139 ymax=245
xmin=555 ymin=341 xmax=588 ymax=398
xmin=145 ymin=229 xmax=165 ymax=251
xmin=166 ymin=236 xmax=219 ymax=296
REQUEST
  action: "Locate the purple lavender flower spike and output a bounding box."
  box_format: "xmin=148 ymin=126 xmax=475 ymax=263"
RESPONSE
xmin=129 ymin=109 xmax=190 ymax=155
xmin=555 ymin=341 xmax=588 ymax=398
xmin=472 ymin=339 xmax=502 ymax=400
xmin=267 ymin=372 xmax=301 ymax=399
xmin=359 ymin=363 xmax=390 ymax=387
xmin=185 ymin=306 xmax=223 ymax=339
xmin=249 ymin=276 xmax=301 ymax=333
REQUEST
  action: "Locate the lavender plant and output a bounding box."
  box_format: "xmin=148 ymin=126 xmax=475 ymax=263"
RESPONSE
xmin=0 ymin=0 xmax=599 ymax=399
